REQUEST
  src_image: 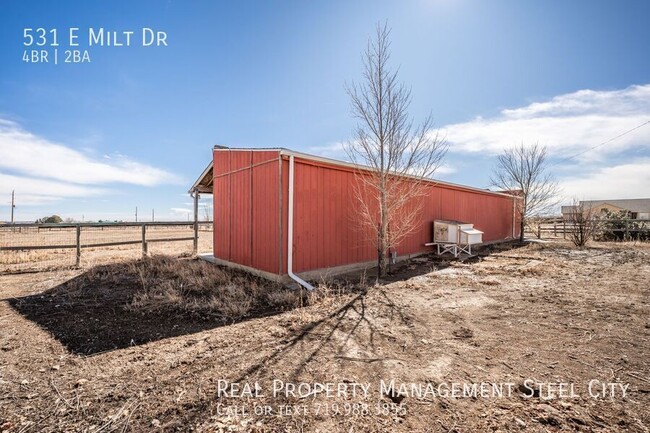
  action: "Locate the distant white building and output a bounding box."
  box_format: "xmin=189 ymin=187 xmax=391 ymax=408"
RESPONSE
xmin=562 ymin=198 xmax=650 ymax=220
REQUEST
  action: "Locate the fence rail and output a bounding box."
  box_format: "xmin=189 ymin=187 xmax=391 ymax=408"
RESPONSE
xmin=526 ymin=218 xmax=650 ymax=240
xmin=0 ymin=222 xmax=213 ymax=272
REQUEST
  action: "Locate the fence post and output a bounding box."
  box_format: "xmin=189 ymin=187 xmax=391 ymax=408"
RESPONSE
xmin=563 ymin=221 xmax=566 ymax=239
xmin=554 ymin=223 xmax=557 ymax=237
xmin=193 ymin=189 xmax=199 ymax=255
xmin=75 ymin=224 xmax=81 ymax=267
xmin=142 ymin=223 xmax=147 ymax=257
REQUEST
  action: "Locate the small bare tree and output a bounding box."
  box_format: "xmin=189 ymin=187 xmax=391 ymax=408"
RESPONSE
xmin=202 ymin=202 xmax=212 ymax=222
xmin=490 ymin=143 xmax=559 ymax=243
xmin=567 ymin=199 xmax=598 ymax=248
xmin=344 ymin=23 xmax=447 ymax=278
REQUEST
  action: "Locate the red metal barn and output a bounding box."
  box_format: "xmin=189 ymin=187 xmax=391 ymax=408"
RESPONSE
xmin=191 ymin=147 xmax=520 ymax=285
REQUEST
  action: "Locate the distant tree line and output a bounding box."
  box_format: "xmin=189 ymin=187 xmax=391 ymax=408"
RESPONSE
xmin=33 ymin=216 xmax=130 ymax=224
xmin=35 ymin=215 xmax=63 ymax=223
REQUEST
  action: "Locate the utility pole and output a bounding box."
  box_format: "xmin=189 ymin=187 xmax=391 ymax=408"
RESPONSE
xmin=10 ymin=190 xmax=15 ymax=224
xmin=135 ymin=206 xmax=138 ymax=222
xmin=152 ymin=208 xmax=154 ymax=222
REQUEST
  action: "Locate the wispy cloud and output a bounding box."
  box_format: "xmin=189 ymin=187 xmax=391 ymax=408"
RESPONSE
xmin=0 ymin=119 xmax=182 ymax=205
xmin=306 ymin=142 xmax=456 ymax=176
xmin=0 ymin=119 xmax=181 ymax=186
xmin=307 ymin=142 xmax=346 ymax=158
xmin=558 ymin=159 xmax=650 ymax=201
xmin=442 ymin=84 xmax=650 ymax=161
xmin=0 ymin=172 xmax=107 ymax=205
xmin=170 ymin=207 xmax=193 ymax=215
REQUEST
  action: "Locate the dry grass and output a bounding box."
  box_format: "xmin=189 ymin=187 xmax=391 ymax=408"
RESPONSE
xmin=4 ymin=255 xmax=319 ymax=356
xmin=83 ymin=255 xmax=306 ymax=320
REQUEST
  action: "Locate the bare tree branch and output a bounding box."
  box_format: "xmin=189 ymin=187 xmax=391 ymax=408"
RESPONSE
xmin=490 ymin=142 xmax=560 ymax=242
xmin=566 ymin=199 xmax=600 ymax=248
xmin=344 ymin=22 xmax=448 ymax=277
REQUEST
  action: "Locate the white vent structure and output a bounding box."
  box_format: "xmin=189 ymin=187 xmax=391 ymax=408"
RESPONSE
xmin=425 ymin=220 xmax=484 ymax=257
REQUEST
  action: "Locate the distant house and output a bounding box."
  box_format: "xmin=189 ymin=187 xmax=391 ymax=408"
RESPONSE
xmin=562 ymin=198 xmax=650 ymax=220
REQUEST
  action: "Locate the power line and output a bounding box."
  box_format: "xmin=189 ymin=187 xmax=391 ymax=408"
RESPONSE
xmin=552 ymin=119 xmax=650 ymax=166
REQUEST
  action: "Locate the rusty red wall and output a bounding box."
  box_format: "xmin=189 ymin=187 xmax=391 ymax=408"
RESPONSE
xmin=213 ymin=149 xmax=519 ymax=276
xmin=212 ymin=149 xmax=282 ymax=274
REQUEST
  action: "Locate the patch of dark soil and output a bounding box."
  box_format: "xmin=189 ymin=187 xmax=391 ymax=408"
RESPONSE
xmin=8 ymin=255 xmax=303 ymax=355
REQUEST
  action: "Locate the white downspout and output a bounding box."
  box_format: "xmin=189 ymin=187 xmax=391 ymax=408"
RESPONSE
xmin=287 ymin=155 xmax=315 ymax=291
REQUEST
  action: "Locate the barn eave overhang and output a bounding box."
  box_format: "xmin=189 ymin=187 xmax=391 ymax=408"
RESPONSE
xmin=189 ymin=161 xmax=213 ymax=194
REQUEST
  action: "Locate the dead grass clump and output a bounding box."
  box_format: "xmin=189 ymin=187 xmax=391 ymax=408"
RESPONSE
xmin=481 ymin=279 xmax=501 ymax=286
xmin=75 ymin=255 xmax=303 ymax=321
xmin=516 ymin=264 xmax=545 ymax=276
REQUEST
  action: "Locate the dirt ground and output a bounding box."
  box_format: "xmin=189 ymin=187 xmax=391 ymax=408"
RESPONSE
xmin=0 ymin=241 xmax=648 ymax=432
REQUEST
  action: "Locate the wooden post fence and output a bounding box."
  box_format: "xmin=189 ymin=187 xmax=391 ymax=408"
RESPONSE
xmin=1 ymin=221 xmax=205 ymax=271
xmin=75 ymin=224 xmax=81 ymax=267
xmin=142 ymin=224 xmax=148 ymax=257
xmin=193 ymin=189 xmax=199 ymax=255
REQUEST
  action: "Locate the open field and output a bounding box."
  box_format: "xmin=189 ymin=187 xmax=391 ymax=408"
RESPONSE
xmin=0 ymin=241 xmax=648 ymax=432
xmin=0 ymin=225 xmax=213 ymax=273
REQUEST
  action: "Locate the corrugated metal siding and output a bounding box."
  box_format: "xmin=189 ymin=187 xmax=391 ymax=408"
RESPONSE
xmin=251 ymin=152 xmax=281 ymax=273
xmin=212 ymin=150 xmax=281 ymax=273
xmin=280 ymin=159 xmax=289 ymax=274
xmin=289 ymin=157 xmax=518 ymax=273
xmin=213 ymin=150 xmax=519 ymax=275
xmin=213 ymin=150 xmax=231 ymax=261
xmin=291 ymin=159 xmax=375 ymax=273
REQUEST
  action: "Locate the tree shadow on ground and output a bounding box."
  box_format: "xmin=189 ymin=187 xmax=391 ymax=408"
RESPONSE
xmin=155 ymin=285 xmax=417 ymax=427
xmin=146 ymin=242 xmax=527 ymax=427
xmin=7 ymin=257 xmax=302 ymax=356
xmin=230 ymin=241 xmax=527 ymax=382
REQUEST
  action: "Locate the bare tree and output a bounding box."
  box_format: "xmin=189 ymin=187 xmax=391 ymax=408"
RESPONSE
xmin=344 ymin=23 xmax=447 ymax=278
xmin=202 ymin=202 xmax=212 ymax=222
xmin=490 ymin=143 xmax=559 ymax=243
xmin=567 ymin=199 xmax=598 ymax=248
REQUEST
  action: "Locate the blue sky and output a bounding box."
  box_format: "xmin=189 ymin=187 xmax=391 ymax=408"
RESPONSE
xmin=1 ymin=0 xmax=649 ymax=221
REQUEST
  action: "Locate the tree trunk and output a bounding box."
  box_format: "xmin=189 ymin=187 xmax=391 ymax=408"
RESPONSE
xmin=378 ymin=243 xmax=388 ymax=278
xmin=519 ymin=219 xmax=525 ymax=243
xmin=378 ymin=186 xmax=389 ymax=278
xmin=378 ymin=216 xmax=388 ymax=277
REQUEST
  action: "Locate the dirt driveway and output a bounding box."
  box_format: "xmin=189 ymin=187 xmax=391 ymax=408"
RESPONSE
xmin=1 ymin=242 xmax=649 ymax=432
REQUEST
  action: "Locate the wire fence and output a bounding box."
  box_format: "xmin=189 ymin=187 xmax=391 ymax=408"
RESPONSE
xmin=0 ymin=222 xmax=213 ymax=273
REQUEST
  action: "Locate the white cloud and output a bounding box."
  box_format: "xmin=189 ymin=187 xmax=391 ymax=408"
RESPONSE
xmin=170 ymin=207 xmax=193 ymax=215
xmin=307 ymin=142 xmax=346 ymax=158
xmin=442 ymin=84 xmax=650 ymax=161
xmin=433 ymin=164 xmax=456 ymax=175
xmin=0 ymin=118 xmax=182 ymax=205
xmin=558 ymin=159 xmax=650 ymax=201
xmin=0 ymin=119 xmax=181 ymax=186
xmin=306 ymin=142 xmax=456 ymax=176
xmin=0 ymin=172 xmax=107 ymax=205
xmin=182 ymin=201 xmax=211 ymax=208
